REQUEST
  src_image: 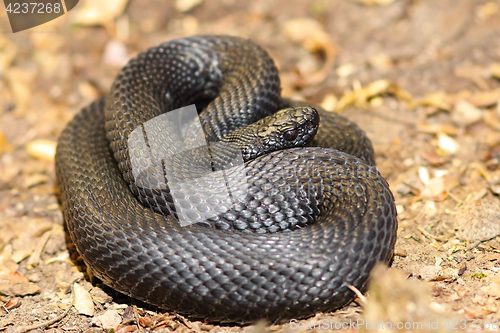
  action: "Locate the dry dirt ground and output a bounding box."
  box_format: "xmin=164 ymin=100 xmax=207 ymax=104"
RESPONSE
xmin=1 ymin=0 xmax=500 ymax=332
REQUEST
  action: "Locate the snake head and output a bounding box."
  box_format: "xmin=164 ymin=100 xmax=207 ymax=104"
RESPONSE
xmin=241 ymin=106 xmax=320 ymax=160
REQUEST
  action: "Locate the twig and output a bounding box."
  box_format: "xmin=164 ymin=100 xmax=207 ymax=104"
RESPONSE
xmin=6 ymin=282 xmax=76 ymax=333
xmin=347 ymin=284 xmax=367 ymax=305
xmin=466 ymin=241 xmax=481 ymax=251
xmin=174 ymin=313 xmax=192 ymax=329
xmin=27 ymin=229 xmax=52 ymax=267
xmin=446 ymin=190 xmax=463 ymax=205
xmin=417 ymin=227 xmax=447 ymax=242
xmin=133 ymin=305 xmax=143 ymax=332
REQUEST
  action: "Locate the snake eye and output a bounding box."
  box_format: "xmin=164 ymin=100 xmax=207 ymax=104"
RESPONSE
xmin=283 ymin=128 xmax=298 ymax=141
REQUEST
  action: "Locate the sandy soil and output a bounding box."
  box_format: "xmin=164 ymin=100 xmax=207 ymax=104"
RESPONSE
xmin=1 ymin=0 xmax=500 ymax=332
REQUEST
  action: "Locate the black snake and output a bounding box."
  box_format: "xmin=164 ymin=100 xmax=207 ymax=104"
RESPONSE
xmin=55 ymin=35 xmax=398 ymax=323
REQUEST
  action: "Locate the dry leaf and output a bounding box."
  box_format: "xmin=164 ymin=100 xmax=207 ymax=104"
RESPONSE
xmin=337 ymin=79 xmax=411 ymax=111
xmin=477 ymin=1 xmax=498 ymax=21
xmin=489 ymin=63 xmax=500 ymax=79
xmin=92 ymin=310 xmax=122 ymax=330
xmin=22 ymin=173 xmax=49 ymax=189
xmin=336 ymin=63 xmax=357 ymax=78
xmin=78 ymin=81 xmax=100 ymax=100
xmin=416 ymin=123 xmax=459 ymax=136
xmin=467 ymin=89 xmax=500 ymax=107
xmin=10 ymin=219 xmax=53 ymax=264
xmin=0 ymin=271 xmax=41 ymax=296
xmin=437 ymin=133 xmax=459 ymax=155
xmin=320 ymin=94 xmax=338 ymax=111
xmin=26 ymin=230 xmax=52 ymax=267
xmin=0 ymin=38 xmax=17 ymax=73
xmin=485 ymin=132 xmax=500 ymax=147
xmin=368 ymin=52 xmax=393 ymax=69
xmin=348 ymin=0 xmax=397 ymax=5
xmin=421 ymin=176 xmax=446 ymax=198
xmin=5 ymin=68 xmax=35 ymax=112
xmin=283 ymin=18 xmax=338 ymax=85
xmin=0 ymin=131 xmax=10 ymax=154
xmin=484 ymin=109 xmax=500 ymax=130
xmin=418 ymin=166 xmax=430 ymax=186
xmin=26 ymin=139 xmax=57 ymax=162
xmin=452 ymin=100 xmax=483 ymax=127
xmin=454 ymin=65 xmax=490 ymax=90
xmin=71 ymin=0 xmax=129 ymax=27
xmin=73 ymin=283 xmax=95 ymax=316
xmin=175 ymin=0 xmax=203 ymax=12
xmin=408 ymin=91 xmax=452 ymax=111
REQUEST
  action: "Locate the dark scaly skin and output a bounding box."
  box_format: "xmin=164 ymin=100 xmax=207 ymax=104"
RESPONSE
xmin=55 ymin=35 xmax=398 ymax=323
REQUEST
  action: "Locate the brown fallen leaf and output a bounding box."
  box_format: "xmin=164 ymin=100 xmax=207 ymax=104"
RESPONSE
xmin=454 ymin=65 xmax=490 ymax=91
xmin=320 ymin=94 xmax=338 ymax=111
xmin=336 ymin=63 xmax=357 ymax=78
xmin=416 ymin=123 xmax=459 ymax=136
xmin=78 ymin=81 xmax=101 ymax=100
xmin=11 ymin=220 xmax=53 ymax=263
xmin=9 ymin=281 xmax=41 ymax=296
xmin=73 ymin=283 xmax=94 ymax=316
xmin=467 ymin=89 xmax=500 ymax=107
xmin=70 ymin=0 xmax=129 ymax=34
xmin=26 ymin=139 xmax=57 ymax=162
xmin=430 ymin=268 xmax=459 ymax=282
xmin=92 ymin=309 xmax=123 ymax=330
xmin=0 ymin=35 xmax=17 ymax=73
xmin=337 ymin=79 xmax=411 ymax=112
xmin=26 ymin=229 xmax=52 ymax=267
xmin=368 ymin=52 xmax=393 ymax=70
xmin=4 ymin=68 xmax=34 ymax=112
xmin=138 ymin=313 xmax=178 ymax=330
xmin=4 ymin=297 xmax=21 ymax=310
xmin=347 ymin=0 xmax=397 ymax=5
xmin=484 ymin=109 xmax=500 ymax=130
xmin=175 ymin=0 xmax=203 ymax=12
xmin=23 ymin=173 xmax=49 ymax=189
xmin=0 ymin=271 xmax=41 ymax=296
xmin=421 ymin=151 xmax=447 ymax=166
xmin=485 ymin=132 xmax=500 ymax=147
xmin=0 ymin=131 xmax=10 ymax=154
xmin=452 ymin=100 xmax=483 ymax=127
xmin=408 ymin=91 xmax=452 ymax=111
xmin=283 ymin=18 xmax=338 ymax=86
xmin=437 ymin=133 xmax=459 ymax=155
xmin=477 ymin=2 xmax=499 ymax=21
xmin=490 ymin=63 xmax=500 ymax=79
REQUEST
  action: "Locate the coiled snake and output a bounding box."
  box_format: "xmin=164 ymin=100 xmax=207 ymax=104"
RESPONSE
xmin=55 ymin=35 xmax=397 ymax=323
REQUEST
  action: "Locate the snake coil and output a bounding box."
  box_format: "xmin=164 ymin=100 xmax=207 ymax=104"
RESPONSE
xmin=55 ymin=35 xmax=397 ymax=323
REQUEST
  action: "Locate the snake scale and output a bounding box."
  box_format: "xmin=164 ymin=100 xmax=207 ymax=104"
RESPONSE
xmin=55 ymin=35 xmax=398 ymax=323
